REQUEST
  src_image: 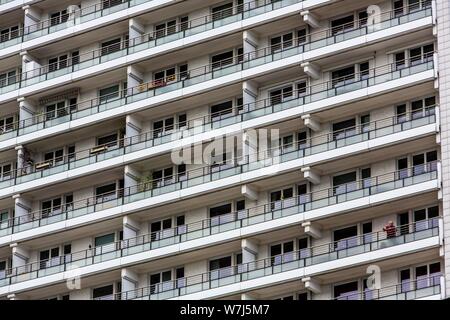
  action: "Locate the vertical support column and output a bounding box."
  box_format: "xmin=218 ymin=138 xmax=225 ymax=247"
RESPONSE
xmin=241 ymin=293 xmax=259 ymax=300
xmin=129 ymin=18 xmax=145 ymax=45
xmin=124 ymin=165 xmax=141 ymax=195
xmin=10 ymin=243 xmax=29 ymax=272
xmin=20 ymin=51 xmax=42 ymax=80
xmin=15 ymin=145 xmax=32 ymax=175
xmin=18 ymin=97 xmax=37 ymax=124
xmin=123 ymin=216 xmax=140 ymax=240
xmin=242 ymin=80 xmax=258 ymax=111
xmin=241 ymin=239 xmax=258 ymax=268
xmin=243 ymin=30 xmax=259 ymax=61
xmin=67 ymin=5 xmax=80 ymax=27
xmin=302 ymin=277 xmax=321 ymax=294
xmin=22 ymin=5 xmax=41 ymax=34
xmin=121 ymin=268 xmax=138 ymax=300
xmin=435 ymin=0 xmax=450 ymax=298
xmin=241 ymin=184 xmax=258 ymax=209
xmin=242 ymin=130 xmax=258 ymax=164
xmin=125 ymin=114 xmax=142 ymax=144
xmin=13 ymin=194 xmax=32 ymax=223
xmin=127 ymin=65 xmax=144 ymax=92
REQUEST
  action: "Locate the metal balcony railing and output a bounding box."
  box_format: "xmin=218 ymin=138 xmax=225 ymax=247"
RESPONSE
xmin=0 ymin=0 xmax=169 ymax=48
xmin=333 ymin=275 xmax=442 ymax=300
xmin=109 ymin=218 xmax=440 ymax=300
xmin=0 ymin=50 xmax=435 ymax=149
xmin=0 ymin=164 xmax=440 ymax=288
xmin=0 ymin=4 xmax=432 ymax=101
xmin=0 ymin=102 xmax=437 ymax=192
xmin=0 ymin=104 xmax=439 ymax=236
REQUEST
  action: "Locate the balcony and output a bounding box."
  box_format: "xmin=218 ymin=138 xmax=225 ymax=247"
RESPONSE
xmin=0 ymin=5 xmax=432 ymax=106
xmin=333 ymin=275 xmax=442 ymax=300
xmin=113 ymin=219 xmax=440 ymax=300
xmin=0 ymin=102 xmax=437 ymax=197
xmin=0 ymin=109 xmax=439 ymax=241
xmin=0 ymin=0 xmax=180 ymax=55
xmin=0 ymin=0 xmax=36 ymax=14
xmin=0 ymin=167 xmax=439 ymax=293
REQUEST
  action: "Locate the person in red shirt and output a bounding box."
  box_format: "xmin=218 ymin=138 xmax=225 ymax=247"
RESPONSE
xmin=383 ymin=221 xmax=396 ymax=238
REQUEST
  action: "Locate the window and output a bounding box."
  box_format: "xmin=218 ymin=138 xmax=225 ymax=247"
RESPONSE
xmin=0 ymin=260 xmax=6 ymax=279
xmin=46 ymin=101 xmax=66 ymax=120
xmin=410 ymin=44 xmax=434 ymax=65
xmin=0 ymin=25 xmax=19 ymax=43
xmin=0 ymin=211 xmax=9 ymax=231
xmin=209 ymin=256 xmax=232 ymax=279
xmin=210 ymin=151 xmax=232 ymax=172
xmin=333 ymin=118 xmax=356 ymax=140
xmin=153 ymin=114 xmax=186 ymax=138
xmin=395 ymin=51 xmax=406 ymax=70
xmin=270 ymin=85 xmax=293 ymax=105
xmin=152 ymin=167 xmax=174 ymax=188
xmin=155 ymin=20 xmax=177 ymax=38
xmin=414 ymin=205 xmax=439 ymax=230
xmin=359 ymin=62 xmax=369 ymax=80
xmin=298 ymin=131 xmax=307 ymax=150
xmin=209 ymin=203 xmax=233 ymax=226
xmin=212 ymin=2 xmax=233 ymax=21
xmin=333 ymin=171 xmax=357 ymax=195
xmin=154 ymin=65 xmax=183 ymax=84
xmin=395 ymin=44 xmax=434 ymax=70
xmin=99 ymin=85 xmax=120 ymax=103
xmin=361 ymin=114 xmax=370 ymax=133
xmin=332 ymin=65 xmax=355 ymax=87
xmin=334 ymin=225 xmax=358 ymax=250
xmin=41 ymin=197 xmax=62 ymax=217
xmin=44 ymin=148 xmax=64 ymax=165
xmin=270 ymin=33 xmax=293 ymax=53
xmin=413 ymin=150 xmax=437 ymax=175
xmin=0 ymin=70 xmax=17 ymax=87
xmin=96 ymin=183 xmax=117 ymax=203
xmin=270 ymin=187 xmax=293 ymax=210
xmin=101 ymin=38 xmax=122 ymax=56
xmin=93 ymin=284 xmax=114 ymax=300
xmin=280 ymin=134 xmax=294 ymax=154
xmin=97 ymin=133 xmax=118 ymax=147
xmin=95 ymin=233 xmax=115 ymax=247
xmin=270 ymin=241 xmax=294 ymax=265
xmin=94 ymin=232 xmax=118 ymax=256
xmin=211 ymin=101 xmax=233 ymax=121
xmin=358 ymin=10 xmax=368 ymax=27
xmin=361 ymin=167 xmax=371 ymax=188
xmin=331 ymin=15 xmax=354 ymax=35
xmin=394 ymin=0 xmax=404 ymax=17
xmin=150 ymin=270 xmax=172 ymax=294
xmin=151 ymin=218 xmax=172 ymax=241
xmin=39 ymin=247 xmax=60 ymax=269
xmin=297 ymin=81 xmax=307 ymax=97
xmin=71 ymin=51 xmax=80 ymax=65
xmin=396 ymin=104 xmax=407 ymax=123
xmin=334 ymin=281 xmax=359 ymax=300
xmin=0 ymin=163 xmax=12 ymax=181
xmin=50 ymin=10 xmax=69 ymax=26
xmin=297 ymin=29 xmax=307 ymax=45
xmin=401 ymin=262 xmax=441 ymax=292
xmin=48 ymin=54 xmax=68 ymax=72
xmin=180 ymin=16 xmax=189 ymax=31
xmin=212 ymin=50 xmax=234 ymax=69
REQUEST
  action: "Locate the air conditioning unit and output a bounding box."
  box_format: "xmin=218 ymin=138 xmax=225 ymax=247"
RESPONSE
xmin=35 ymin=161 xmax=52 ymax=170
xmin=90 ymin=145 xmax=108 ymax=154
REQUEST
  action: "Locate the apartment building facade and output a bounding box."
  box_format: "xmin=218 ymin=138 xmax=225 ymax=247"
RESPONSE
xmin=0 ymin=0 xmax=447 ymax=300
